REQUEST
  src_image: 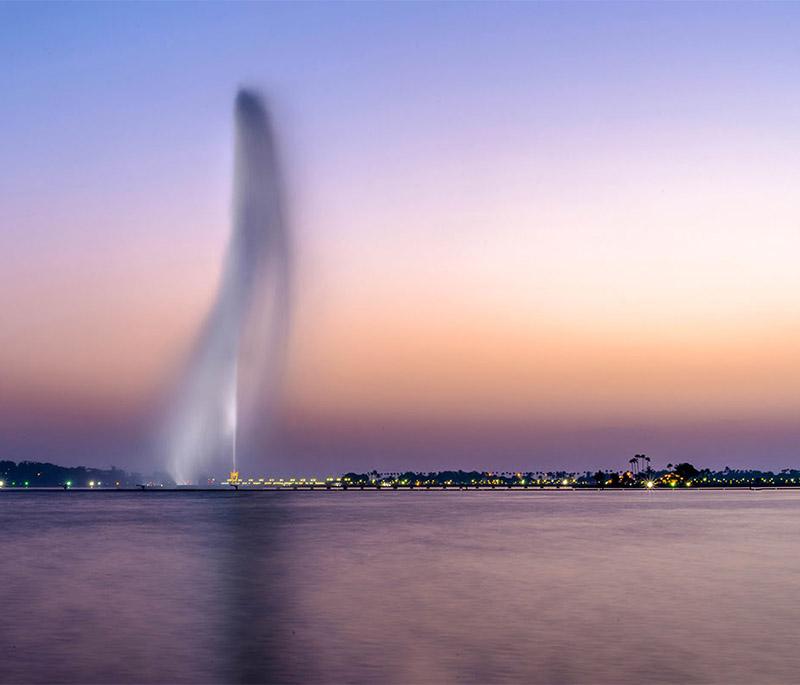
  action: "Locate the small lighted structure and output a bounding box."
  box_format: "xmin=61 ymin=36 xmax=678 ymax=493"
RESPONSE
xmin=229 ymin=471 xmax=240 ymax=485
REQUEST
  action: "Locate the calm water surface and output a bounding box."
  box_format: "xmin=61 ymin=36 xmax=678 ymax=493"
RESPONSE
xmin=1 ymin=490 xmax=799 ymax=684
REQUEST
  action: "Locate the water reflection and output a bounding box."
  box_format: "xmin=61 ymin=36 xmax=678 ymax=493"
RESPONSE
xmin=221 ymin=493 xmax=287 ymax=684
xmin=2 ymin=490 xmax=800 ymax=683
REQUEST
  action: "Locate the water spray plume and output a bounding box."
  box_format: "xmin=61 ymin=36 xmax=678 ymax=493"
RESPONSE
xmin=165 ymin=90 xmax=291 ymax=484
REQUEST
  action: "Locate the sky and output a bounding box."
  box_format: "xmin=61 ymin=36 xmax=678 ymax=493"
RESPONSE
xmin=2 ymin=2 xmax=800 ymax=476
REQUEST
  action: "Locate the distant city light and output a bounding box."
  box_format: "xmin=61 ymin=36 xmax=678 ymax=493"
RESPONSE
xmin=645 ymin=481 xmax=655 ymax=489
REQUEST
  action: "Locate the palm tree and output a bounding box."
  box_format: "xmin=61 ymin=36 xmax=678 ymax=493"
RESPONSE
xmin=629 ymin=457 xmax=639 ymax=475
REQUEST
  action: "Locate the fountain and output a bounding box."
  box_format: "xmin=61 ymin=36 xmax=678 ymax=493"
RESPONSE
xmin=165 ymin=90 xmax=291 ymax=484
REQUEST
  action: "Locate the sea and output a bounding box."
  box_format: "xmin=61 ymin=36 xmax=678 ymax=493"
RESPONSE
xmin=1 ymin=489 xmax=798 ymax=684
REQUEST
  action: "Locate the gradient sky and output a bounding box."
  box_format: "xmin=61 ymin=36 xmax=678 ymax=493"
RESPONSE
xmin=2 ymin=2 xmax=800 ymax=475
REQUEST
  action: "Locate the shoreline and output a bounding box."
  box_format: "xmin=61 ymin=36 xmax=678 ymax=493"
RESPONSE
xmin=0 ymin=485 xmax=794 ymax=493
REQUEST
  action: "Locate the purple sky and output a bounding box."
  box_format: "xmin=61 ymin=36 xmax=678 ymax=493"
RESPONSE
xmin=3 ymin=3 xmax=800 ymax=476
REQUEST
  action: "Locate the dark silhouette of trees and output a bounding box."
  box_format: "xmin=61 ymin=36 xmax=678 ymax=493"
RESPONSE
xmin=0 ymin=461 xmax=142 ymax=487
xmin=632 ymin=454 xmax=651 ymax=476
xmin=674 ymin=462 xmax=699 ymax=480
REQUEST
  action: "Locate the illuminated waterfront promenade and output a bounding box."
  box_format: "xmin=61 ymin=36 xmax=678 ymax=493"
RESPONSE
xmin=3 ymin=480 xmax=799 ymax=492
xmin=4 ymin=461 xmax=800 ymax=490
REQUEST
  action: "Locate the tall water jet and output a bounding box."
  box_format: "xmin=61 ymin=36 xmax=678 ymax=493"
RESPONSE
xmin=166 ymin=90 xmax=291 ymax=484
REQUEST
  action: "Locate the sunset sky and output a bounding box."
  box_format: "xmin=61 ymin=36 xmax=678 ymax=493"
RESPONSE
xmin=2 ymin=2 xmax=800 ymax=475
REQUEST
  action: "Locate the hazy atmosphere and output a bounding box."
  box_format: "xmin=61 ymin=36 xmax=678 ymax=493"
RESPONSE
xmin=3 ymin=2 xmax=800 ymax=475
